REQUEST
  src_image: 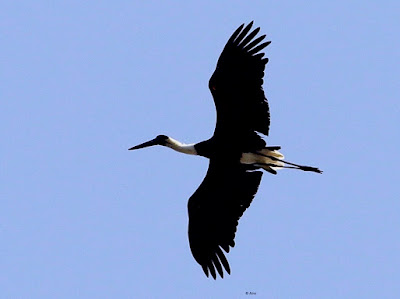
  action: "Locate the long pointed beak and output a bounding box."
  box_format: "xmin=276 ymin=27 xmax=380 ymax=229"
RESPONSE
xmin=129 ymin=138 xmax=158 ymax=150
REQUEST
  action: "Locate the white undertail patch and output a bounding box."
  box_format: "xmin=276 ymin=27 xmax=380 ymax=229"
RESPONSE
xmin=240 ymin=148 xmax=285 ymax=173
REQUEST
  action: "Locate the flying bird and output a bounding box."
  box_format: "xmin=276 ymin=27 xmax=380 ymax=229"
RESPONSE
xmin=129 ymin=22 xmax=322 ymax=279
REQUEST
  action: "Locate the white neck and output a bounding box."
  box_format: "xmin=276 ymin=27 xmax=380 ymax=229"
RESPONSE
xmin=165 ymin=137 xmax=197 ymax=155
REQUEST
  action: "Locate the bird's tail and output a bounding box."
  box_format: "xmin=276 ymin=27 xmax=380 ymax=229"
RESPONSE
xmin=240 ymin=146 xmax=322 ymax=174
xmin=240 ymin=146 xmax=284 ymax=174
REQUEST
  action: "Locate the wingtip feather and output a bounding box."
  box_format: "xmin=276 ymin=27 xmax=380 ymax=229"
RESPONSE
xmin=248 ymin=41 xmax=271 ymax=55
xmin=202 ymin=264 xmax=209 ymax=277
xmin=227 ymin=23 xmax=245 ymax=45
xmin=209 ymin=263 xmax=217 ymax=279
xmin=216 ymin=247 xmax=231 ymax=275
xmin=213 ymin=256 xmax=224 ymax=278
xmin=233 ymin=22 xmax=254 ymax=45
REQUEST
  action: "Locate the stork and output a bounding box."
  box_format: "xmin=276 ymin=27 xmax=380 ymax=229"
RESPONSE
xmin=129 ymin=22 xmax=322 ymax=279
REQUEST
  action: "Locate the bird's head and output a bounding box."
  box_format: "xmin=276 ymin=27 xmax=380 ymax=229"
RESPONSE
xmin=129 ymin=135 xmax=169 ymax=151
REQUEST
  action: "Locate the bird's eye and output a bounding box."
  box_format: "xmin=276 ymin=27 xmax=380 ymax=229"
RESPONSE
xmin=212 ymin=85 xmax=216 ymax=91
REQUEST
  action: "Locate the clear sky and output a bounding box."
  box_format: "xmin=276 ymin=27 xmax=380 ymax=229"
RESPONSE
xmin=2 ymin=1 xmax=400 ymax=298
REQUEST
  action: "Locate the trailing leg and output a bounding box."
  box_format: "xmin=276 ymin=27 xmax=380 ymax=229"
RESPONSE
xmin=257 ymin=152 xmax=322 ymax=174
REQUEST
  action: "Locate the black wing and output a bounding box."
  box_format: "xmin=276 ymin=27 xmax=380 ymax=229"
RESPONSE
xmin=188 ymin=160 xmax=262 ymax=279
xmin=209 ymin=22 xmax=271 ymax=138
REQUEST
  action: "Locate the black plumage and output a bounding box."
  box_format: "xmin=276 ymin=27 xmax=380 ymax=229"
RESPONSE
xmin=188 ymin=22 xmax=271 ymax=278
xmin=129 ymin=22 xmax=322 ymax=280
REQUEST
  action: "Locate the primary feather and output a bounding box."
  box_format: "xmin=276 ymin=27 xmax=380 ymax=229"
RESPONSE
xmin=188 ymin=22 xmax=271 ymax=278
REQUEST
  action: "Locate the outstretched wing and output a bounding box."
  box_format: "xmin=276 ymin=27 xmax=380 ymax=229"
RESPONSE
xmin=209 ymin=22 xmax=271 ymax=138
xmin=187 ymin=160 xmax=263 ymax=279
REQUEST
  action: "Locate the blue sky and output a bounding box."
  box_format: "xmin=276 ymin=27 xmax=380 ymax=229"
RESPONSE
xmin=2 ymin=1 xmax=399 ymax=298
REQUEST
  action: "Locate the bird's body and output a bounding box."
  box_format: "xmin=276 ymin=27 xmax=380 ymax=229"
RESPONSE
xmin=130 ymin=22 xmax=321 ymax=279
